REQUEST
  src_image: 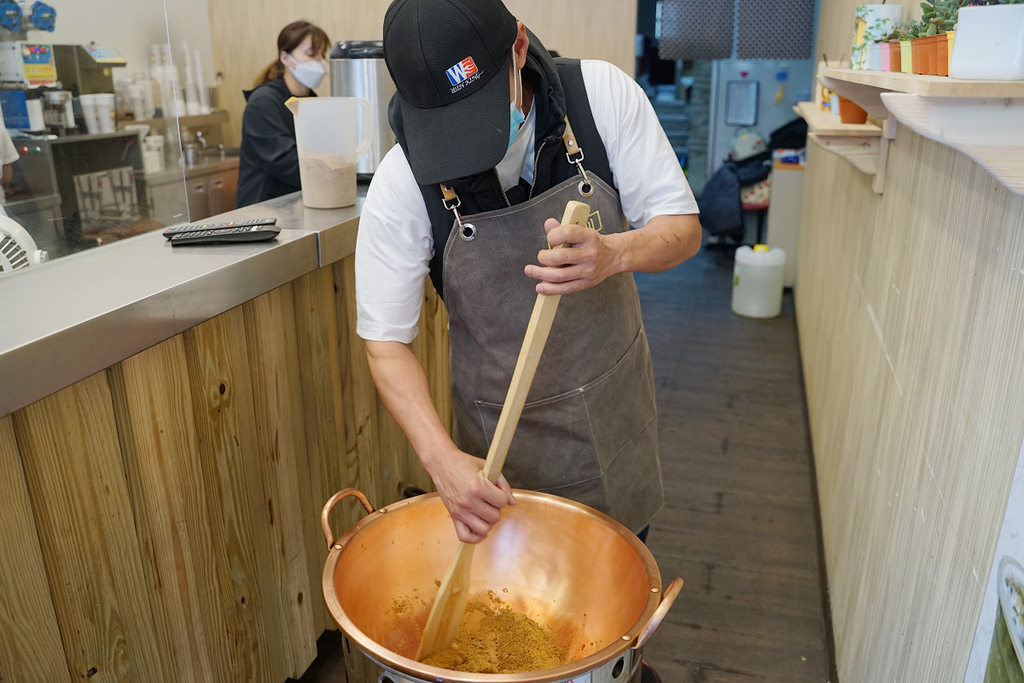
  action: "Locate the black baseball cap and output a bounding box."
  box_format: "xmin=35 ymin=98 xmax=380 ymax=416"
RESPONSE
xmin=383 ymin=0 xmax=518 ymax=185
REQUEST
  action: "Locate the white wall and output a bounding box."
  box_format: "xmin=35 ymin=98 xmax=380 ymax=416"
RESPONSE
xmin=707 ymin=58 xmax=814 ymax=174
xmin=26 ymin=0 xmax=214 ymax=88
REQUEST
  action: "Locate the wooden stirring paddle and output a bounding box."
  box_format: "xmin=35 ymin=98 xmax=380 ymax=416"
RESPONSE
xmin=415 ymin=199 xmax=592 ymax=662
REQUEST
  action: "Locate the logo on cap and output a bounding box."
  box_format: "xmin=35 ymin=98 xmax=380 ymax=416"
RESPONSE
xmin=446 ymin=56 xmax=481 ymax=92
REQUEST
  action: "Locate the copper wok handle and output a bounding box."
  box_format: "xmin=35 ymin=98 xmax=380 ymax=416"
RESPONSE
xmin=632 ymin=576 xmax=684 ymax=650
xmin=321 ymin=488 xmax=375 ymax=549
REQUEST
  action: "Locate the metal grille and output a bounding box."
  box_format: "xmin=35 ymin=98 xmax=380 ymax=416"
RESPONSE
xmin=0 ymin=234 xmax=29 ymax=271
xmin=737 ymin=0 xmax=815 ymax=60
xmin=659 ymin=0 xmax=815 ymax=60
xmin=658 ymin=0 xmax=734 ymax=61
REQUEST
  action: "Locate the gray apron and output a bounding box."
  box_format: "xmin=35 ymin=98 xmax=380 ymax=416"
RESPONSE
xmin=438 ymin=122 xmax=663 ymax=533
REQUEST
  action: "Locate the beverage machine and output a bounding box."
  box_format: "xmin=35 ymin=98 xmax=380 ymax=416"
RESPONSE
xmin=0 ymin=1 xmax=147 ymax=258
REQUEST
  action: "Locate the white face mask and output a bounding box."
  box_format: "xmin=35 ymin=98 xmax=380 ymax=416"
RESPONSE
xmin=286 ymin=54 xmax=326 ymax=90
xmin=508 ymin=47 xmax=525 ymax=150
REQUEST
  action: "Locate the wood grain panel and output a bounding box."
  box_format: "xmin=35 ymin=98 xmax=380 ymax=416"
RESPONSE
xmin=208 ymin=0 xmax=638 ymax=146
xmin=0 ymin=415 xmax=67 ymax=683
xmin=182 ymin=307 xmax=287 ymax=683
xmin=113 ymin=338 xmax=235 ymax=682
xmin=13 ymin=372 xmax=172 ymax=682
xmin=337 ymin=257 xmax=383 ymax=507
xmin=331 ymin=257 xmax=373 ymax=534
xmin=291 ymin=267 xmax=348 ymax=635
xmin=796 ymin=128 xmax=1024 ymax=681
xmin=243 ymin=285 xmax=319 ymax=676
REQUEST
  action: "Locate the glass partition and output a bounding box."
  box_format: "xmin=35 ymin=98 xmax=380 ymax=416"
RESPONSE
xmin=0 ymin=0 xmax=234 ymax=273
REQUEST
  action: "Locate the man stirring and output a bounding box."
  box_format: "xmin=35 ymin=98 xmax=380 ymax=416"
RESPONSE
xmin=356 ymin=2 xmax=701 ymax=677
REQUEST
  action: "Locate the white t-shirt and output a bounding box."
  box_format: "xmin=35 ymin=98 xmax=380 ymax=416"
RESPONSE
xmin=356 ymin=59 xmax=699 ymax=344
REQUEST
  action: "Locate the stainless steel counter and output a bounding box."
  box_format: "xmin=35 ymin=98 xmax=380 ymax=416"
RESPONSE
xmin=0 ymin=188 xmax=367 ymax=417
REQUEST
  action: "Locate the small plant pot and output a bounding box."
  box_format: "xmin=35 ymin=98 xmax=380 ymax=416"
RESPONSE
xmin=946 ymin=31 xmax=955 ymax=75
xmin=927 ymin=35 xmax=941 ymax=76
xmin=837 ymin=96 xmax=868 ymax=124
xmin=900 ymin=39 xmax=914 ymax=74
xmin=911 ymin=37 xmax=930 ymax=75
xmin=889 ymin=41 xmax=902 ymax=73
xmin=935 ymin=33 xmax=949 ymax=77
xmin=867 ymin=42 xmax=883 ymax=70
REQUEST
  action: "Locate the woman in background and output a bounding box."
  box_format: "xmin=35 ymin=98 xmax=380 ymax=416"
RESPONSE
xmin=236 ymin=20 xmax=330 ymax=207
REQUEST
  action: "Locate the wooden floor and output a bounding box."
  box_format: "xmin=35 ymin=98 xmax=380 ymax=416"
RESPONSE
xmin=294 ymin=243 xmax=837 ymax=682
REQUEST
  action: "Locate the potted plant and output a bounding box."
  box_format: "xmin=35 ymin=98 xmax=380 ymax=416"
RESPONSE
xmin=851 ymin=4 xmax=904 ymax=69
xmin=895 ymin=21 xmax=916 ymax=73
xmin=909 ymin=20 xmax=931 ymax=74
xmin=921 ymin=0 xmax=967 ymax=76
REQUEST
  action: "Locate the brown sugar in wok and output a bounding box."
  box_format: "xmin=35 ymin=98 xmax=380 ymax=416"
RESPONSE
xmin=418 ymin=591 xmax=565 ymax=673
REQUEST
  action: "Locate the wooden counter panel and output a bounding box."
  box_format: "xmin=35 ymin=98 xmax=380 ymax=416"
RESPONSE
xmin=338 ymin=259 xmax=383 ymax=510
xmin=14 ymin=372 xmax=172 ymax=682
xmin=2 ymin=259 xmax=449 ymax=681
xmin=0 ymin=415 xmax=67 ymax=682
xmin=797 ymin=129 xmax=1024 ymax=681
xmin=114 ymin=338 xmax=235 ymax=682
xmin=183 ymin=307 xmax=288 ymax=683
xmin=243 ymin=283 xmax=321 ymax=675
xmin=292 ymin=267 xmax=349 ymax=638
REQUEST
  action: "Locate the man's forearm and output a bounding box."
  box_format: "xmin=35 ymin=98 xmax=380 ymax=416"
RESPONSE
xmin=607 ymin=213 xmax=702 ymax=275
xmin=364 ymin=340 xmax=457 ymax=473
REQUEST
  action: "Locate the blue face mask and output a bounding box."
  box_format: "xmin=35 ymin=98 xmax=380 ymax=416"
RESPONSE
xmin=508 ymin=51 xmax=525 ymax=150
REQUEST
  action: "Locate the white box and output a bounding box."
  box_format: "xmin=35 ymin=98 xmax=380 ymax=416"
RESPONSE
xmin=949 ymin=5 xmax=1024 ymax=81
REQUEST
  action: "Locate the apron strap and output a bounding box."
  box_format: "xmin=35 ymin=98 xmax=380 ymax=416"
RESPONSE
xmin=440 ymin=183 xmax=460 ymax=210
xmin=438 ymin=183 xmax=477 ymax=241
xmin=562 ymin=116 xmax=582 ymax=161
xmin=562 ymin=116 xmax=592 ymax=194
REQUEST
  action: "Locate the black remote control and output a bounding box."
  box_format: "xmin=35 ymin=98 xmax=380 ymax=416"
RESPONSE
xmin=167 ymin=223 xmax=281 ymax=246
xmin=163 ymin=216 xmax=277 ymax=238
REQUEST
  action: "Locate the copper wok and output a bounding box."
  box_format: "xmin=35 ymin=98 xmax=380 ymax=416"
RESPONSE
xmin=321 ymin=488 xmax=683 ymax=683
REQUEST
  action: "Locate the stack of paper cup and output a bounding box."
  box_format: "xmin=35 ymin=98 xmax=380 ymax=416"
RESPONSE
xmin=79 ymin=93 xmax=116 ymax=134
xmin=79 ymin=94 xmax=99 ymax=133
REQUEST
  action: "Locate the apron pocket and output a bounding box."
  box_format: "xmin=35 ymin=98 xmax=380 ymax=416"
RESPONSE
xmin=473 ymin=327 xmax=654 ymax=491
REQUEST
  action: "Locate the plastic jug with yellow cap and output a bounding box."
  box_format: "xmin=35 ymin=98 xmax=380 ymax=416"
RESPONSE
xmin=731 ymin=244 xmax=786 ymax=318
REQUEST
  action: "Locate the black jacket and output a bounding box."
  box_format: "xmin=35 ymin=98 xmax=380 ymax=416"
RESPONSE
xmin=236 ymin=77 xmax=312 ymax=207
xmin=698 ymin=159 xmax=770 ymax=241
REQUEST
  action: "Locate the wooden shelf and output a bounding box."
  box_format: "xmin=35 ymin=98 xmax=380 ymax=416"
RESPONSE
xmin=881 ymin=93 xmax=1024 ymax=196
xmin=819 ymin=66 xmax=1024 ymax=98
xmin=794 ymin=101 xmax=881 ymax=138
xmin=795 ymin=102 xmax=887 ymax=192
xmin=812 ymin=64 xmax=1024 ymax=196
xmin=808 ymin=132 xmax=879 ymax=176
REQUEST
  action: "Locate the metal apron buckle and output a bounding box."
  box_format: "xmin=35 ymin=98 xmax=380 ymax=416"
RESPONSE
xmin=441 ymin=186 xmax=477 ymax=241
xmin=567 ymin=150 xmax=594 ymax=198
xmin=562 ymin=117 xmax=594 ymax=198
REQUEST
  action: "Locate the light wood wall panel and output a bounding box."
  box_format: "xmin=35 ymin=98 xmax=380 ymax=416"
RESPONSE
xmin=13 ymin=371 xmax=174 ymax=682
xmin=182 ymin=307 xmax=288 ymax=683
xmin=113 ymin=338 xmax=238 ymax=683
xmin=796 ymin=129 xmax=1024 ymax=682
xmin=0 ymin=416 xmax=67 ymax=682
xmin=816 ymin=0 xmax=922 ymax=66
xmin=1 ymin=254 xmax=448 ymax=682
xmin=209 ymin=0 xmax=638 ymax=146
